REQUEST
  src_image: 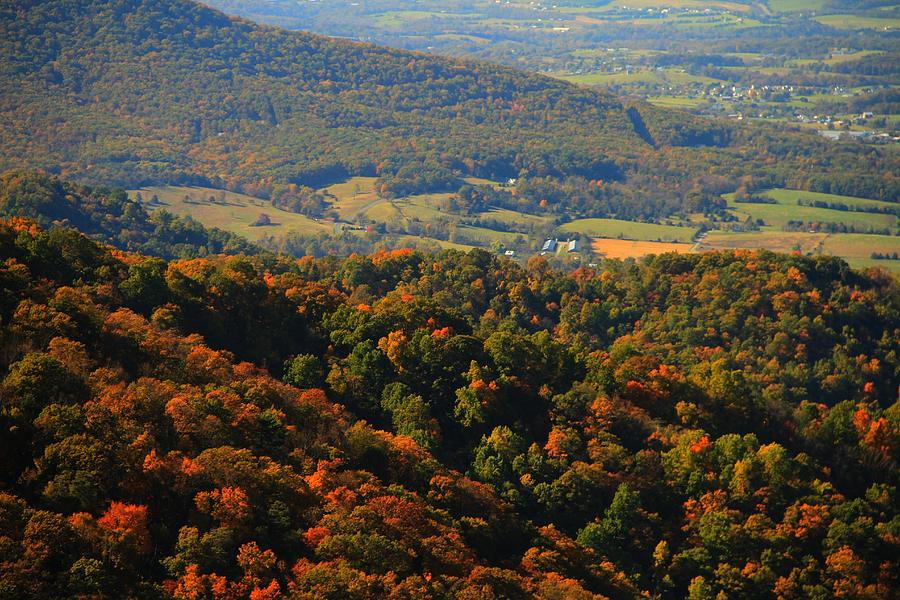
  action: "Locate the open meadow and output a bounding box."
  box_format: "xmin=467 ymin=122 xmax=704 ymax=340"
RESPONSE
xmin=723 ymin=189 xmax=899 ymax=232
xmin=127 ymin=185 xmax=331 ymax=241
xmin=127 ymin=181 xmax=900 ymax=273
xmin=699 ymin=230 xmax=900 ymax=272
xmin=561 ymin=218 xmax=698 ymax=243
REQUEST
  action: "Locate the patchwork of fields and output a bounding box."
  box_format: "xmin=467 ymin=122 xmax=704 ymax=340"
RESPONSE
xmin=130 ymin=182 xmax=900 ymax=272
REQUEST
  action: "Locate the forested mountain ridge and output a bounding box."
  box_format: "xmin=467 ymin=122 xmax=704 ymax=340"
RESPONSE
xmin=1 ymin=0 xmax=897 ymax=218
xmin=0 ymin=214 xmax=897 ymax=597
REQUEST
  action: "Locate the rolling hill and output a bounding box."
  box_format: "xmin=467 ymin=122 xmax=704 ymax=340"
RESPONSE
xmin=0 ymin=0 xmax=897 ymax=220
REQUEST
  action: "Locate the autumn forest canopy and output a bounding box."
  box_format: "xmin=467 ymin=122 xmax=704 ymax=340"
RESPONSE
xmin=0 ymin=0 xmax=899 ymax=598
xmin=0 ymin=172 xmax=897 ymax=598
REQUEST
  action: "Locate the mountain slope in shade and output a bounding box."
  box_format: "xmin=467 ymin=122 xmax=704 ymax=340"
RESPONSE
xmin=1 ymin=0 xmax=897 ymax=209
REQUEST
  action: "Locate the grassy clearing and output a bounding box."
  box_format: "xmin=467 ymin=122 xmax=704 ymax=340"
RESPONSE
xmin=322 ymin=177 xmax=379 ymax=221
xmin=479 ymin=208 xmax=555 ymax=228
xmin=768 ymin=0 xmax=827 ymax=12
xmin=559 ymin=67 xmax=723 ymax=87
xmin=128 ymin=185 xmax=330 ymax=242
xmin=821 ymin=50 xmax=885 ymax=65
xmin=455 ymin=224 xmax=522 ymax=245
xmin=434 ymin=33 xmax=491 ymax=45
xmin=842 ymin=257 xmax=900 ymax=273
xmin=392 ymin=234 xmax=477 ymax=252
xmin=362 ymin=201 xmax=403 ymax=222
xmin=462 ymin=176 xmax=504 ymax=187
xmin=561 ymin=218 xmax=697 ymax=242
xmin=390 ymin=194 xmax=454 ymax=222
xmin=374 ymin=10 xmax=482 ymax=27
xmin=693 ymin=230 xmax=900 ymax=272
xmin=648 ymin=96 xmax=708 ymax=108
xmin=355 ymin=194 xmax=542 ymax=245
xmin=592 ymin=238 xmax=694 ymax=259
xmin=699 ymin=230 xmax=828 ymax=254
xmin=820 ymin=233 xmax=900 ymax=258
xmin=723 ymin=189 xmax=898 ymax=231
xmin=758 ymin=189 xmax=898 ymax=211
xmin=814 ymin=14 xmax=900 ymax=30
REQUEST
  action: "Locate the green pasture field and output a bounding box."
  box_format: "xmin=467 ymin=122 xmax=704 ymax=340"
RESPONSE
xmin=321 ymin=177 xmax=380 ymax=221
xmin=127 ymin=185 xmax=331 ymax=242
xmin=821 ymin=233 xmax=900 ymax=262
xmin=648 ymin=96 xmax=708 ymax=108
xmin=768 ymin=0 xmax=826 ymax=12
xmin=559 ymin=68 xmax=722 ymax=87
xmin=560 ymin=218 xmax=698 ymax=242
xmin=434 ymin=33 xmax=491 ymax=45
xmin=362 ymin=201 xmax=403 ymax=223
xmin=478 ymin=208 xmax=555 ymax=229
xmin=723 ymin=189 xmax=898 ymax=231
xmin=462 ymin=176 xmax=504 ymax=187
xmin=374 ymin=10 xmax=483 ymax=28
xmin=454 ymin=224 xmax=523 ymax=246
xmin=699 ymin=230 xmax=828 ymax=254
xmin=392 ymin=234 xmax=477 ymax=252
xmin=758 ymin=189 xmax=898 ymax=211
xmin=814 ymin=14 xmax=900 ymax=30
xmin=841 ymin=257 xmax=900 ymax=272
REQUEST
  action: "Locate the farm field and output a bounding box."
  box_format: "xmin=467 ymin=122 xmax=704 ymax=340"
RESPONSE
xmin=698 ymin=230 xmax=900 ymax=272
xmin=754 ymin=189 xmax=899 ymax=211
xmin=767 ymin=0 xmax=826 ymax=11
xmin=647 ymin=96 xmax=708 ymax=108
xmin=393 ymin=234 xmax=476 ymax=252
xmin=462 ymin=177 xmax=504 ymax=187
xmin=813 ymin=14 xmax=900 ymax=30
xmin=839 ymin=256 xmax=900 ymax=272
xmin=127 ymin=183 xmax=900 ymax=273
xmin=454 ymin=224 xmax=523 ymax=246
xmin=478 ymin=207 xmax=555 ymax=229
xmin=561 ymin=218 xmax=698 ymax=242
xmin=591 ymin=238 xmax=695 ymax=259
xmin=321 ymin=176 xmax=380 ymax=221
xmin=559 ymin=68 xmax=722 ymax=87
xmin=723 ymin=189 xmax=898 ymax=232
xmin=127 ymin=185 xmax=331 ymax=242
xmin=129 ymin=181 xmax=537 ymax=251
xmin=820 ymin=232 xmax=900 ymax=257
xmin=699 ymin=230 xmax=829 ymax=254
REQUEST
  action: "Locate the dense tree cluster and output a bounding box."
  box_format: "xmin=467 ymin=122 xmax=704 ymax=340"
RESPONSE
xmin=0 ymin=213 xmax=897 ymax=598
xmin=269 ymin=185 xmax=330 ymax=219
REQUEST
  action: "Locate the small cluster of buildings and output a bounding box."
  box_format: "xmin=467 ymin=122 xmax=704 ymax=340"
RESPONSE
xmin=541 ymin=238 xmax=580 ymax=254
